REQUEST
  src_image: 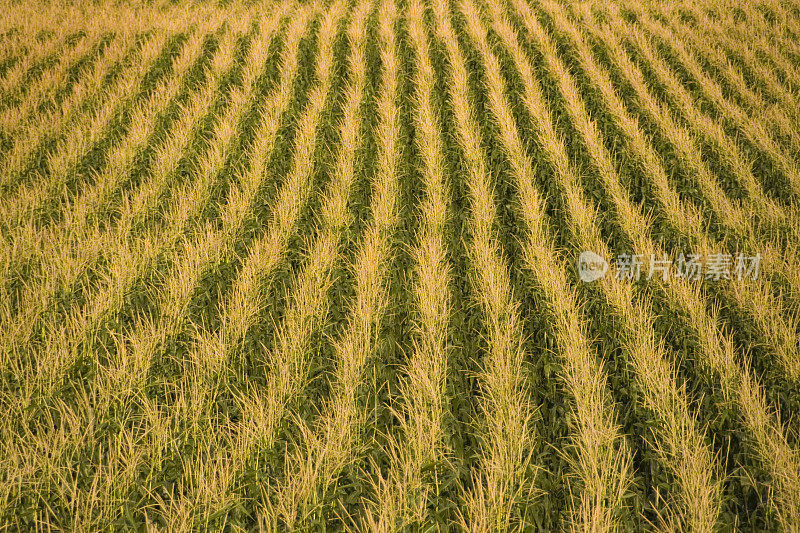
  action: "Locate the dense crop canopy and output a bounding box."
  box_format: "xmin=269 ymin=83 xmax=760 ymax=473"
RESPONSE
xmin=1 ymin=0 xmax=799 ymax=530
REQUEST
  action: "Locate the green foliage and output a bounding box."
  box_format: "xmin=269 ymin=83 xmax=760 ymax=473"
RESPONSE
xmin=2 ymin=0 xmax=798 ymax=530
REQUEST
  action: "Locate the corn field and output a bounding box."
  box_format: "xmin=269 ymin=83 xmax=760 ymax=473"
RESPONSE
xmin=1 ymin=0 xmax=799 ymax=530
